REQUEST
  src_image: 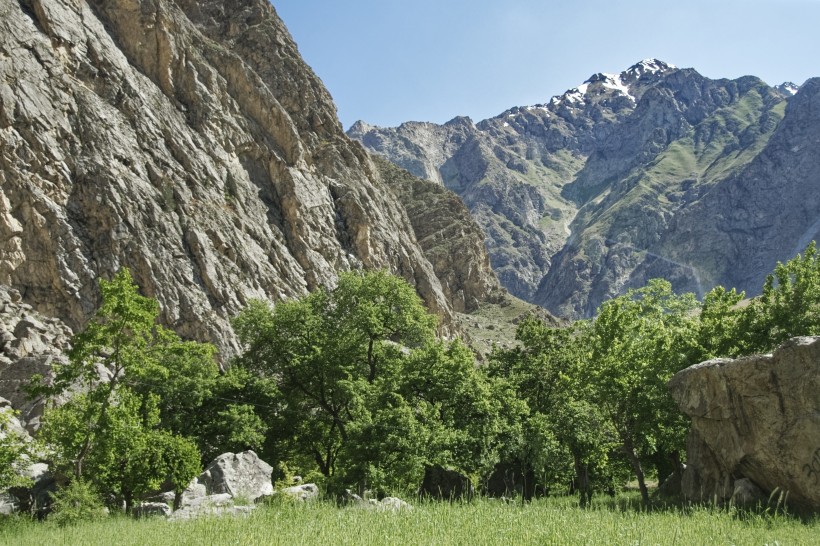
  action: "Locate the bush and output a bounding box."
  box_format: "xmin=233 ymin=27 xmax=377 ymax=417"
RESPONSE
xmin=49 ymin=480 xmax=107 ymax=527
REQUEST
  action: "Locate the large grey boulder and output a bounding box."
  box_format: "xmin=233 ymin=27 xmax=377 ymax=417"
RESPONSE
xmin=668 ymin=337 xmax=820 ymax=513
xmin=198 ymin=451 xmax=273 ymax=502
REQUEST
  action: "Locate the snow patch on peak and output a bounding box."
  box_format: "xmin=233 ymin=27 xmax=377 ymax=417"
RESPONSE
xmin=625 ymin=59 xmax=676 ymax=78
xmin=600 ymin=73 xmax=636 ymax=102
xmin=778 ymin=82 xmax=800 ymax=95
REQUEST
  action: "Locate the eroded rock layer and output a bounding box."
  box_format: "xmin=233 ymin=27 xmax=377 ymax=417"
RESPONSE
xmin=0 ymin=0 xmax=500 ymax=360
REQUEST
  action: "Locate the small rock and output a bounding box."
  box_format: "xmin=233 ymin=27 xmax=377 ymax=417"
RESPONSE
xmin=279 ymin=483 xmax=319 ymax=501
xmin=732 ymin=478 xmax=765 ymax=507
xmin=379 ymin=497 xmax=412 ymax=511
xmin=133 ymin=502 xmax=171 ymax=519
xmin=168 ymin=494 xmax=254 ymax=521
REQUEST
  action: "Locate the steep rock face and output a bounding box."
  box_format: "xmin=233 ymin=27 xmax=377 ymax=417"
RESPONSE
xmin=0 ymin=0 xmax=498 ymax=359
xmin=374 ymin=158 xmax=502 ymax=313
xmin=351 ymin=61 xmax=813 ymax=317
xmin=0 ymin=285 xmax=71 ymax=430
xmin=668 ymin=337 xmax=820 ymax=513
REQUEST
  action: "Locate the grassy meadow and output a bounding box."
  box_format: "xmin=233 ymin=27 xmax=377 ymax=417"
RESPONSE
xmin=1 ymin=494 xmax=817 ymax=545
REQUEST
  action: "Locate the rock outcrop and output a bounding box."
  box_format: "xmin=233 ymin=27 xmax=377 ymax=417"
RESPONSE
xmin=0 ymin=286 xmax=72 ymax=430
xmin=352 ymin=61 xmax=819 ymax=318
xmin=198 ymin=450 xmax=273 ymax=502
xmin=668 ymin=337 xmax=820 ymax=513
xmin=0 ymin=0 xmax=502 ymax=368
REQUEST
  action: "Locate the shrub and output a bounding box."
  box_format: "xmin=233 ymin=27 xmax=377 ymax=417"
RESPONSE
xmin=49 ymin=480 xmax=107 ymax=527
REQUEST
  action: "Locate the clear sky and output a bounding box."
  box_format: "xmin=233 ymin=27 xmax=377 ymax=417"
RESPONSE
xmin=274 ymin=0 xmax=820 ymax=130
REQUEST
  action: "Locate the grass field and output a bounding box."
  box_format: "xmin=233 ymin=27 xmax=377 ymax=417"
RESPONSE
xmin=1 ymin=494 xmax=817 ymax=545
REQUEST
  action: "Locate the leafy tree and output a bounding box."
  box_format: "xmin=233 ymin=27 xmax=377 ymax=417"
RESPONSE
xmin=694 ymin=285 xmax=745 ymax=358
xmin=741 ymin=241 xmax=820 ymax=352
xmin=233 ymin=270 xmax=507 ymax=495
xmin=0 ymin=410 xmax=33 ymax=491
xmin=583 ymin=279 xmax=698 ymax=506
xmin=34 ymin=269 xmax=205 ymax=511
xmin=488 ymin=318 xmax=615 ymax=505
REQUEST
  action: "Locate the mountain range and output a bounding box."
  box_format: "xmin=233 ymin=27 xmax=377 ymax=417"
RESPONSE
xmin=349 ymin=60 xmax=820 ymax=318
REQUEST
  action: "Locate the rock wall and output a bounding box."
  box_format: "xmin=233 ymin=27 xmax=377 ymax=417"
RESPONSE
xmin=668 ymin=337 xmax=820 ymax=513
xmin=0 ymin=0 xmax=500 ymax=363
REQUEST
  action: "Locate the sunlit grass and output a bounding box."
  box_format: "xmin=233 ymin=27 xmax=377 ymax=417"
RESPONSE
xmin=2 ymin=494 xmax=817 ymax=545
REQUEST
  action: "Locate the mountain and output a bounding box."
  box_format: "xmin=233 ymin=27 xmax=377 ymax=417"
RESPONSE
xmin=0 ymin=0 xmax=503 ymax=366
xmin=349 ymin=60 xmax=820 ymax=318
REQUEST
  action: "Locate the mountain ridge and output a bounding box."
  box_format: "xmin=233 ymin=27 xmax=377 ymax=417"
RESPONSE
xmin=349 ymin=59 xmax=817 ymax=318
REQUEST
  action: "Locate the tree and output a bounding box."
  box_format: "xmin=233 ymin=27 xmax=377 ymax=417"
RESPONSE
xmin=583 ymin=279 xmax=698 ymax=506
xmin=33 ymin=269 xmax=205 ymax=511
xmin=741 ymin=241 xmax=820 ymax=352
xmin=0 ymin=410 xmax=32 ymax=491
xmin=233 ymin=270 xmax=507 ymax=495
xmin=488 ymin=318 xmax=615 ymax=505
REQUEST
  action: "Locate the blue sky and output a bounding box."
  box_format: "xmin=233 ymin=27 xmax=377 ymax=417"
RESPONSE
xmin=274 ymin=0 xmax=820 ymax=129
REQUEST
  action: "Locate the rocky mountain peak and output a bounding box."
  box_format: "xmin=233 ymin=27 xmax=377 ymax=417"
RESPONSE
xmin=624 ymin=58 xmax=677 ymax=78
xmin=351 ymin=57 xmax=817 ymax=320
xmin=776 ymin=81 xmax=800 ymax=95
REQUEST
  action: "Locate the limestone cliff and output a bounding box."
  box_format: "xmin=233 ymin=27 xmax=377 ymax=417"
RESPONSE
xmin=0 ymin=0 xmax=501 ymax=364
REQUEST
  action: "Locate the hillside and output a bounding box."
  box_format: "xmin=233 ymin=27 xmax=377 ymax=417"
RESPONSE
xmin=349 ymin=60 xmax=820 ymax=317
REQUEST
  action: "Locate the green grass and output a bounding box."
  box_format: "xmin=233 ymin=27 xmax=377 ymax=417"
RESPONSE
xmin=1 ymin=495 xmax=816 ymax=545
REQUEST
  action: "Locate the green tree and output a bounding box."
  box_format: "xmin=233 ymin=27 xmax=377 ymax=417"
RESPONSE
xmin=34 ymin=269 xmax=205 ymax=511
xmin=583 ymin=279 xmax=698 ymax=506
xmin=488 ymin=318 xmax=615 ymax=505
xmin=742 ymin=241 xmax=820 ymax=352
xmin=0 ymin=410 xmax=33 ymax=491
xmin=233 ymin=270 xmax=507 ymax=495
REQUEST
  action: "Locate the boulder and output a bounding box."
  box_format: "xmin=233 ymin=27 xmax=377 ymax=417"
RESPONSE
xmin=168 ymin=494 xmax=254 ymax=521
xmin=668 ymin=337 xmax=820 ymax=513
xmin=732 ymin=478 xmax=765 ymax=507
xmin=654 ymin=467 xmax=684 ymax=499
xmin=198 ymin=451 xmax=273 ymax=502
xmin=133 ymin=502 xmax=172 ymax=519
xmin=419 ymin=465 xmax=474 ymax=500
xmin=279 ymin=483 xmax=319 ymax=502
xmin=7 ymin=462 xmax=56 ymax=518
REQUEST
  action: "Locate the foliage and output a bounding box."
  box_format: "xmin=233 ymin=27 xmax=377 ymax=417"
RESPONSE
xmin=581 ymin=279 xmax=699 ymax=504
xmin=741 ymin=241 xmax=820 ymax=352
xmin=0 ymin=410 xmax=33 ymax=491
xmin=34 ymin=269 xmax=205 ymax=510
xmin=233 ymin=270 xmax=507 ymax=495
xmin=48 ymin=480 xmax=107 ymax=527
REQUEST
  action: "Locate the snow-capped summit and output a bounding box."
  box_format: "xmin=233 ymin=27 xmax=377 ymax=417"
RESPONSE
xmin=777 ymin=82 xmax=800 ymax=95
xmin=624 ymin=59 xmax=676 ymax=78
xmin=545 ymin=59 xmax=675 ymax=109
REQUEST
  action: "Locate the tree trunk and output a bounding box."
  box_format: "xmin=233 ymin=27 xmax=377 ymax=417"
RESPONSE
xmin=574 ymin=455 xmax=592 ymax=508
xmin=623 ymin=435 xmax=650 ymax=506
